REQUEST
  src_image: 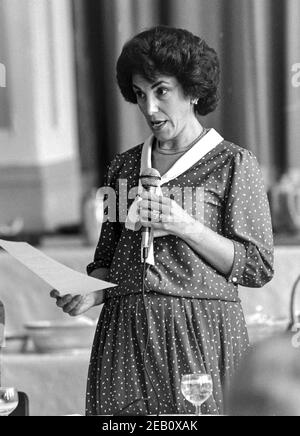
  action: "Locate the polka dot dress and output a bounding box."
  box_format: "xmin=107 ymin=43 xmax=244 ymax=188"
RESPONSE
xmin=86 ymin=139 xmax=274 ymax=416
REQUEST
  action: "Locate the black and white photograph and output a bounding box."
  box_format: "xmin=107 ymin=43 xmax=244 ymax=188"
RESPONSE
xmin=0 ymin=0 xmax=300 ymax=419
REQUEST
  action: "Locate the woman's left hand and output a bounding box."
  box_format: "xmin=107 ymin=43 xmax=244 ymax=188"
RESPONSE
xmin=138 ymin=191 xmax=195 ymax=236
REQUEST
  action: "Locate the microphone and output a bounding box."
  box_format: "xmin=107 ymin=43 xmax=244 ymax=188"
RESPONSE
xmin=139 ymin=168 xmax=162 ymax=261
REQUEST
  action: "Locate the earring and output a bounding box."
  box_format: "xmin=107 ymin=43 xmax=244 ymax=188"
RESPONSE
xmin=191 ymin=98 xmax=199 ymax=105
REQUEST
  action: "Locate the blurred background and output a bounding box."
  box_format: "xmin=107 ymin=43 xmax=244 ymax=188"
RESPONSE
xmin=0 ymin=0 xmax=300 ymax=239
xmin=1 ymin=0 xmax=300 ymax=416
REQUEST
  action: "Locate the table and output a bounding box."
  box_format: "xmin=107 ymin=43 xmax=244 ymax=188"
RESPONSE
xmin=1 ymin=238 xmax=300 ymax=415
xmin=2 ymin=350 xmax=90 ymax=416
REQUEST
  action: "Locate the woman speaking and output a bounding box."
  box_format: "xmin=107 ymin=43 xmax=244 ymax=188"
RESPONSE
xmin=51 ymin=26 xmax=274 ymax=415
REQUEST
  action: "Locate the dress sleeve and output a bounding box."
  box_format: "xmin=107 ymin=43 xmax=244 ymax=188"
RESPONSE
xmin=223 ymin=150 xmax=274 ymax=288
xmin=86 ymin=154 xmax=123 ymax=275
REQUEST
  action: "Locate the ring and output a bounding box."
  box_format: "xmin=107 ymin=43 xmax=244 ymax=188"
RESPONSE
xmin=152 ymin=210 xmax=161 ymax=221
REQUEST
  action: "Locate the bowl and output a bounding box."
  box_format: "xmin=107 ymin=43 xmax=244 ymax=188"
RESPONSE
xmin=3 ymin=334 xmax=29 ymax=354
xmin=24 ymin=317 xmax=96 ymax=354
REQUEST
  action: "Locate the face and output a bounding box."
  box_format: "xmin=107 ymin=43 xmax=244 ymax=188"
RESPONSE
xmin=132 ymin=74 xmax=196 ymax=144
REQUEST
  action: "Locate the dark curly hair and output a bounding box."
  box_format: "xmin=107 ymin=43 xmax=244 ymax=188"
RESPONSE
xmin=116 ymin=26 xmax=220 ymax=116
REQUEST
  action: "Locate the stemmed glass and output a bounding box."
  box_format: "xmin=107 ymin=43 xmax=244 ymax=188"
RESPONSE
xmin=0 ymin=387 xmax=19 ymax=416
xmin=181 ymin=373 xmax=213 ymax=416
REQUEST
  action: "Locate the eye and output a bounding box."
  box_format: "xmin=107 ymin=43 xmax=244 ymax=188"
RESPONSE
xmin=134 ymin=90 xmax=146 ymax=101
xmin=156 ymin=87 xmax=169 ymax=97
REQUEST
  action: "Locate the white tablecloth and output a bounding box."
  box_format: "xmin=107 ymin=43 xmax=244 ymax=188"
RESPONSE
xmin=2 ymin=350 xmax=90 ymax=416
xmin=1 ymin=239 xmax=299 ymax=415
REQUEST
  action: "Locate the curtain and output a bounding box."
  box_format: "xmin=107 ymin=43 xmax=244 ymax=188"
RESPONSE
xmin=0 ymin=0 xmax=11 ymax=128
xmin=73 ymin=0 xmax=300 ymax=190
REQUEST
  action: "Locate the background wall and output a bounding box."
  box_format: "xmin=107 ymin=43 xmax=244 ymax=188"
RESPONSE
xmin=0 ymin=0 xmax=81 ymax=232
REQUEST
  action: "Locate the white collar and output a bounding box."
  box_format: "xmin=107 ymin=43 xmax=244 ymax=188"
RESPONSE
xmin=140 ymin=128 xmax=224 ymax=185
xmin=126 ymin=129 xmax=224 ymax=265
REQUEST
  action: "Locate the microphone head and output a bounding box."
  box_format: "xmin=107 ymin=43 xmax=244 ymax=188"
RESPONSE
xmin=140 ymin=168 xmax=161 ymax=189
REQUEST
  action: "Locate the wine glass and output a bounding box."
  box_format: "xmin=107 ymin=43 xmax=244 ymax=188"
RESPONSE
xmin=0 ymin=387 xmax=19 ymax=416
xmin=181 ymin=373 xmax=213 ymax=415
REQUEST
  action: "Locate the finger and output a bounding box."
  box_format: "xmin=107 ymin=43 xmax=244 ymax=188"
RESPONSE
xmin=139 ymin=216 xmax=152 ymax=227
xmin=142 ymin=191 xmax=171 ymax=206
xmin=63 ymin=296 xmax=83 ymax=313
xmin=139 ymin=199 xmax=160 ymax=212
xmin=56 ymin=294 xmax=73 ymax=308
xmin=140 ymin=195 xmax=173 ymax=220
xmin=161 ymin=202 xmax=172 ymax=215
xmin=69 ymin=307 xmax=83 ymax=317
xmin=50 ymin=289 xmax=60 ymax=299
xmin=139 ymin=209 xmax=154 ymax=222
xmin=139 ymin=197 xmax=170 ymax=211
xmin=140 ymin=202 xmax=171 ymax=219
xmin=68 ymin=298 xmax=88 ymax=316
xmin=140 ymin=209 xmax=163 ymax=224
xmin=140 ymin=191 xmax=162 ymax=204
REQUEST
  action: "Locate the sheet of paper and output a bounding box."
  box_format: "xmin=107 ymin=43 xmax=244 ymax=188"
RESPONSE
xmin=0 ymin=239 xmax=116 ymax=296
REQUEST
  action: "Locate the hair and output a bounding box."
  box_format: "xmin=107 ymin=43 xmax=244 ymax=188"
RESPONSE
xmin=116 ymin=26 xmax=220 ymax=116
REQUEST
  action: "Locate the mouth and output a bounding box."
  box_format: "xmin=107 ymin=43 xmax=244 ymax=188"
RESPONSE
xmin=150 ymin=120 xmax=168 ymax=131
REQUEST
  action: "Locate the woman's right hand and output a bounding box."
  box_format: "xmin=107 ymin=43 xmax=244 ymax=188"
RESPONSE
xmin=50 ymin=289 xmax=98 ymax=317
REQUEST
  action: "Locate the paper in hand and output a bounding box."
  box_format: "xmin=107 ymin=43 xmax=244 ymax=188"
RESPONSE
xmin=0 ymin=239 xmax=116 ymax=296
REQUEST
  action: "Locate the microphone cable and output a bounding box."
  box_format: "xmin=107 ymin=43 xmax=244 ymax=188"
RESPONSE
xmin=141 ymin=258 xmax=161 ymax=416
xmin=116 ymin=259 xmax=161 ymax=416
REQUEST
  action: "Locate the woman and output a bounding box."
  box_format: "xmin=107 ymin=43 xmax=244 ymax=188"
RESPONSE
xmin=51 ymin=26 xmax=274 ymax=415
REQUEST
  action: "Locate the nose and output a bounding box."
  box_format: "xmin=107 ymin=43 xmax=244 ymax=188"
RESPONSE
xmin=145 ymin=95 xmax=159 ymax=116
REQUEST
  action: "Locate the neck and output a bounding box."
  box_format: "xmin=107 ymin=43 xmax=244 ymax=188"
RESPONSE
xmin=159 ymin=119 xmax=204 ymax=151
